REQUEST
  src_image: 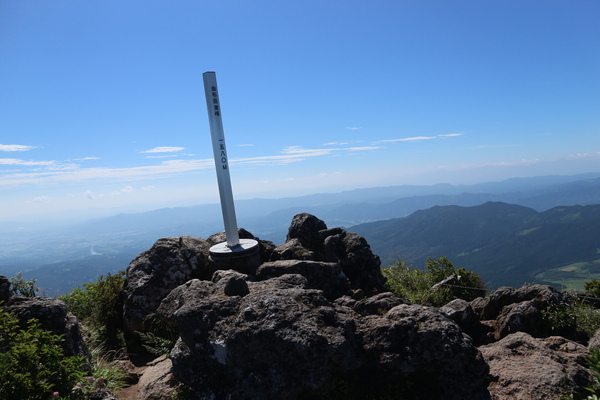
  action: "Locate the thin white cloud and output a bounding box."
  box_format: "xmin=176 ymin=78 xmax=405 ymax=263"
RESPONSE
xmin=345 ymin=146 xmax=382 ymax=152
xmin=0 ymin=158 xmax=56 ymax=167
xmin=139 ymin=146 xmax=185 ymax=154
xmin=141 ymin=185 xmax=155 ymax=191
xmin=146 ymin=154 xmax=180 ymax=159
xmin=375 ymin=136 xmax=436 ymax=144
xmin=0 ymin=144 xmax=38 ymax=152
xmin=0 ymin=145 xmax=380 ymax=186
xmin=236 ymin=144 xmax=254 ymax=147
xmin=375 ymin=133 xmax=463 ymax=144
xmin=346 ymin=127 xmax=362 ymax=130
xmin=73 ymin=157 xmax=100 ymax=161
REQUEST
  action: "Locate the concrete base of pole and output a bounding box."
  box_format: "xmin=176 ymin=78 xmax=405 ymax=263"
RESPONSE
xmin=209 ymin=238 xmax=261 ymax=275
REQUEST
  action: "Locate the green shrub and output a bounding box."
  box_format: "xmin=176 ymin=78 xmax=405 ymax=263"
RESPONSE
xmin=0 ymin=309 xmax=87 ymax=400
xmin=383 ymin=257 xmax=487 ymax=307
xmin=60 ymin=272 xmax=126 ymax=349
xmin=9 ymin=272 xmax=37 ymax=297
xmin=585 ymin=280 xmax=600 ymax=299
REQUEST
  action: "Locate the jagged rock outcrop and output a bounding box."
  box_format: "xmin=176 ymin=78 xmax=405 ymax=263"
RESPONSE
xmin=157 ymin=275 xmax=490 ymax=400
xmin=470 ymin=284 xmax=579 ymax=342
xmin=271 ymin=213 xmax=386 ymax=295
xmin=480 ymin=332 xmax=593 ymax=400
xmin=256 ymin=259 xmax=351 ymax=300
xmin=121 ymin=235 xmax=212 ymax=336
xmin=119 ymin=213 xmax=600 ymax=399
xmin=2 ymin=294 xmax=90 ymax=360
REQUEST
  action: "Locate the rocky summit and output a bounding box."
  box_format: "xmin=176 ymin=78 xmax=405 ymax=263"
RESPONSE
xmin=4 ymin=212 xmax=600 ymax=399
xmin=123 ymin=213 xmax=492 ymax=399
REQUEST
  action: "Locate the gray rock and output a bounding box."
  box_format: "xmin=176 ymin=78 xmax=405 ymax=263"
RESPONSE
xmin=352 ymin=292 xmax=404 ymax=316
xmin=159 ymin=276 xmax=490 ymax=400
xmin=480 ymin=332 xmax=593 ymax=400
xmin=256 ymin=259 xmax=350 ymax=300
xmin=471 ymin=284 xmax=564 ymax=321
xmin=470 ymin=284 xmax=575 ymax=341
xmin=588 ymin=328 xmax=600 ymax=351
xmin=136 ymin=355 xmax=178 ymax=400
xmin=271 ymin=213 xmax=386 ymax=296
xmin=2 ymin=296 xmax=90 ymax=360
xmin=121 ymin=236 xmax=211 ymax=336
xmin=440 ymin=298 xmax=494 ymax=345
xmin=356 ymin=304 xmax=490 ymax=399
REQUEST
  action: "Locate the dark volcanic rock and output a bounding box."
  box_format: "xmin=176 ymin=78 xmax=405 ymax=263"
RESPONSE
xmin=158 ymin=273 xmax=490 ymax=400
xmin=256 ymin=259 xmax=351 ymax=300
xmin=471 ymin=284 xmax=564 ymax=321
xmin=121 ymin=235 xmax=212 ymax=336
xmin=470 ymin=284 xmax=576 ymax=341
xmin=271 ymin=213 xmax=386 ymax=295
xmin=480 ymin=332 xmax=593 ymax=400
xmin=2 ymin=296 xmax=90 ymax=359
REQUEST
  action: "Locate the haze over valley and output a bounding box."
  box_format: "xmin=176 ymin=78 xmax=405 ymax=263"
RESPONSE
xmin=2 ymin=173 xmax=600 ymax=295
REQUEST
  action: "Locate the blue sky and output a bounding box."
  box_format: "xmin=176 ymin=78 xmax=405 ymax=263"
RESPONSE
xmin=1 ymin=0 xmax=599 ymax=223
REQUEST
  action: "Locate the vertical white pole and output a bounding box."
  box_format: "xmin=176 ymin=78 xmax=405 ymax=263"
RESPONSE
xmin=203 ymin=71 xmax=240 ymax=248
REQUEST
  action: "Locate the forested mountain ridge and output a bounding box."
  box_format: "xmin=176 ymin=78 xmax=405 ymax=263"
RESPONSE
xmin=351 ymin=202 xmax=600 ymax=288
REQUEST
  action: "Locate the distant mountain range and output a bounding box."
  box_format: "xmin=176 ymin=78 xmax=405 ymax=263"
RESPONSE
xmin=351 ymin=202 xmax=600 ymax=289
xmin=2 ymin=173 xmax=600 ymax=294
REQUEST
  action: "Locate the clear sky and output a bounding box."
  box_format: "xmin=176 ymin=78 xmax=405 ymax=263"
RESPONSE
xmin=1 ymin=0 xmax=599 ymax=224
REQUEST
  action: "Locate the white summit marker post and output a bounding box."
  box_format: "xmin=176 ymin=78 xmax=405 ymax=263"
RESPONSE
xmin=203 ymin=71 xmax=259 ymax=270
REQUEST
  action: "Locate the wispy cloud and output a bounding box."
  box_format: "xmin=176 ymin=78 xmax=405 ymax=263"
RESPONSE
xmin=236 ymin=144 xmax=254 ymax=147
xmin=375 ymin=136 xmax=436 ymax=143
xmin=72 ymin=157 xmax=100 ymax=161
xmin=0 ymin=145 xmax=377 ymax=186
xmin=375 ymin=133 xmax=463 ymax=144
xmin=0 ymin=144 xmax=38 ymax=152
xmin=139 ymin=146 xmax=185 ymax=154
xmin=0 ymin=158 xmax=56 ymax=167
xmin=346 ymin=126 xmax=362 ymax=130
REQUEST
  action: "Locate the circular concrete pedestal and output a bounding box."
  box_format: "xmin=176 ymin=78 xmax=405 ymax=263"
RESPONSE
xmin=209 ymin=238 xmax=260 ymax=275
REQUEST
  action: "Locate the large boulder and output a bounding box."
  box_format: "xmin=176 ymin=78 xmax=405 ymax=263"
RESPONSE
xmin=157 ymin=272 xmax=490 ymax=400
xmin=271 ymin=213 xmax=386 ymax=295
xmin=480 ymin=332 xmax=593 ymax=400
xmin=440 ymin=298 xmax=495 ymax=345
xmin=256 ymin=259 xmax=351 ymax=300
xmin=2 ymin=295 xmax=90 ymax=359
xmin=121 ymin=236 xmax=212 ymax=336
xmin=470 ymin=284 xmax=577 ymax=341
xmin=471 ymin=284 xmax=564 ymax=321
